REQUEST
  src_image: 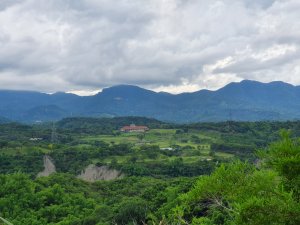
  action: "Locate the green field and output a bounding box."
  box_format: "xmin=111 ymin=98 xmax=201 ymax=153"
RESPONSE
xmin=83 ymin=128 xmax=215 ymax=149
xmin=80 ymin=128 xmax=230 ymax=165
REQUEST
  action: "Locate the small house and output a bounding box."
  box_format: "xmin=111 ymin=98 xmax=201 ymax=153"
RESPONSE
xmin=120 ymin=124 xmax=149 ymax=133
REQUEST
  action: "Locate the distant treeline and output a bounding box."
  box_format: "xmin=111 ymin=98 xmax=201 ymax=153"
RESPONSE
xmin=2 ymin=117 xmax=300 ymax=141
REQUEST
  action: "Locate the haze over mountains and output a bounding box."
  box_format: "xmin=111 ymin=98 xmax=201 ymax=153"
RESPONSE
xmin=1 ymin=80 xmax=300 ymax=123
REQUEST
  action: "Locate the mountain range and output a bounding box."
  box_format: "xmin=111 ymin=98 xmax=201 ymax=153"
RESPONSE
xmin=1 ymin=80 xmax=300 ymax=123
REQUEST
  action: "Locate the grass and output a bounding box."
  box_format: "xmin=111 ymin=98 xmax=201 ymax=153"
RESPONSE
xmin=215 ymin=152 xmax=235 ymax=158
xmin=82 ymin=129 xmax=214 ymax=149
xmin=0 ymin=146 xmax=50 ymax=156
xmin=80 ymin=128 xmax=238 ymax=164
xmin=93 ymin=149 xmax=217 ymax=165
xmin=83 ymin=134 xmax=139 ymax=144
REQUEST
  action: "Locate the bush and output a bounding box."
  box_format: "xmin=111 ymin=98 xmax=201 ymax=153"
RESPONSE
xmin=114 ymin=198 xmax=148 ymax=225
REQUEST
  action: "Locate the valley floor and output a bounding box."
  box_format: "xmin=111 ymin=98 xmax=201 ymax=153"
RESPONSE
xmin=0 ymin=118 xmax=299 ymax=224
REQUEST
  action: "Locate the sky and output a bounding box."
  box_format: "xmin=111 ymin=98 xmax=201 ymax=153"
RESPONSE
xmin=0 ymin=0 xmax=300 ymax=95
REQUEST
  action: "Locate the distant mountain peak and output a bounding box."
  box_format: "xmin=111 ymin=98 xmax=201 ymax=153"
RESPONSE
xmin=102 ymin=84 xmax=142 ymax=91
xmin=1 ymin=80 xmax=300 ymax=123
xmin=219 ymin=79 xmax=295 ymax=91
xmin=99 ymin=84 xmax=155 ymax=96
xmin=268 ymin=80 xmax=295 ymax=87
xmin=51 ymin=92 xmax=77 ymax=96
xmin=238 ymin=79 xmax=293 ymax=87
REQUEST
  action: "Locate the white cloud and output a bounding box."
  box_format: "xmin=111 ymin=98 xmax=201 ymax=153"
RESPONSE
xmin=0 ymin=0 xmax=299 ymax=94
xmin=251 ymin=44 xmax=297 ymax=62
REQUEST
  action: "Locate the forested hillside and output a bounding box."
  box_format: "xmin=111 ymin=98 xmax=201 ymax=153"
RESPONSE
xmin=2 ymin=118 xmax=300 ymax=177
xmin=164 ymin=133 xmax=300 ymax=224
xmin=0 ymin=117 xmax=10 ymax=124
xmin=0 ymin=117 xmax=299 ymax=224
xmin=1 ymin=80 xmax=300 ymax=122
xmin=0 ymin=131 xmax=299 ymax=224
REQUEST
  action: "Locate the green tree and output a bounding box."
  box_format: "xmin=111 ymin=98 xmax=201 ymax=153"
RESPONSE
xmin=258 ymin=130 xmax=300 ymax=200
xmin=165 ymin=134 xmax=300 ymax=224
xmin=114 ymin=198 xmax=148 ymax=225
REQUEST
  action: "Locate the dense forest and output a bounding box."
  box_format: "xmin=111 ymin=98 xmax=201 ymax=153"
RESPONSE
xmin=0 ymin=117 xmax=300 ymax=224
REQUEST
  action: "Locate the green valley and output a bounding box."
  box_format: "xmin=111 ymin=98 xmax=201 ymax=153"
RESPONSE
xmin=0 ymin=117 xmax=300 ymax=224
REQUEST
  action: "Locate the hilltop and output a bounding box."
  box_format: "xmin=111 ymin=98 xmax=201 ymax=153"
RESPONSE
xmin=1 ymin=80 xmax=300 ymax=123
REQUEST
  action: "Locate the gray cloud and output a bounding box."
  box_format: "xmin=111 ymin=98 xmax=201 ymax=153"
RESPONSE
xmin=0 ymin=0 xmax=299 ymax=94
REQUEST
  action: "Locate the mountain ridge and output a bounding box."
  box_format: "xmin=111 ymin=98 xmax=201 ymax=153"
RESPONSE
xmin=1 ymin=80 xmax=300 ymax=123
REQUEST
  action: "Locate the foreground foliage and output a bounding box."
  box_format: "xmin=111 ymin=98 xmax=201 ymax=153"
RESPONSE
xmin=0 ymin=174 xmax=193 ymax=224
xmin=165 ymin=132 xmax=300 ymax=225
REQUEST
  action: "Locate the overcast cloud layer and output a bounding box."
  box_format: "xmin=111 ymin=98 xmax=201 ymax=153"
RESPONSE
xmin=0 ymin=0 xmax=300 ymax=94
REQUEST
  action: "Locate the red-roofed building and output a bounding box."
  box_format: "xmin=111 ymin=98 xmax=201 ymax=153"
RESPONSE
xmin=120 ymin=124 xmax=149 ymax=133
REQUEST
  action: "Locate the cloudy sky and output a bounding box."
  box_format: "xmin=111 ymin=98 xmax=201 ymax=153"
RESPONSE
xmin=0 ymin=0 xmax=300 ymax=95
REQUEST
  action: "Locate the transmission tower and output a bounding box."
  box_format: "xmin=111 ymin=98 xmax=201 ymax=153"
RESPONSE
xmin=51 ymin=122 xmax=58 ymax=144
